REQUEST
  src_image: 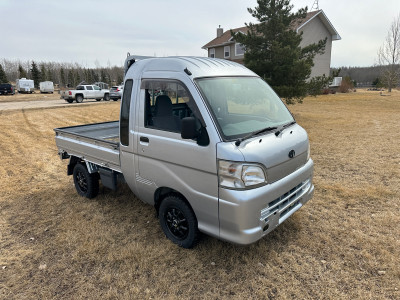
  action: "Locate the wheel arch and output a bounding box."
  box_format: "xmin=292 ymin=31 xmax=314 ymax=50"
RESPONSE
xmin=67 ymin=156 xmax=81 ymax=175
xmin=154 ymin=187 xmax=194 ymax=216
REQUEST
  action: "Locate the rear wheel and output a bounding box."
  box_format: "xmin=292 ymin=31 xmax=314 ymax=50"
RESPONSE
xmin=66 ymin=99 xmax=73 ymax=103
xmin=96 ymin=98 xmax=102 ymax=101
xmin=103 ymin=93 xmax=110 ymax=101
xmin=72 ymin=163 xmax=99 ymax=198
xmin=159 ymin=195 xmax=199 ymax=248
xmin=76 ymin=95 xmax=83 ymax=103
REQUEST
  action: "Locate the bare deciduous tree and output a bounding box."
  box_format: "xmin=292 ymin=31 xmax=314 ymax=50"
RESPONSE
xmin=377 ymin=14 xmax=400 ymax=92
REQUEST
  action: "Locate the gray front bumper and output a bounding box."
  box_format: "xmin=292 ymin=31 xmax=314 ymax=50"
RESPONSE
xmin=218 ymin=159 xmax=314 ymax=245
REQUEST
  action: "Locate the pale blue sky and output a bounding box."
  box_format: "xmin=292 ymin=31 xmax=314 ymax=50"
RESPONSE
xmin=0 ymin=0 xmax=399 ymax=67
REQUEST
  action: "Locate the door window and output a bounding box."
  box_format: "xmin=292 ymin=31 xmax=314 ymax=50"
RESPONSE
xmin=141 ymin=80 xmax=195 ymax=133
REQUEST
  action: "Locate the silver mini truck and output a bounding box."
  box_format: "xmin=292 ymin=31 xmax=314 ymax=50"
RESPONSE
xmin=54 ymin=56 xmax=314 ymax=248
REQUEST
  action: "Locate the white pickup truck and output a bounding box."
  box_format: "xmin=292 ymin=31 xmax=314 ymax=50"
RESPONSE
xmin=61 ymin=84 xmax=110 ymax=103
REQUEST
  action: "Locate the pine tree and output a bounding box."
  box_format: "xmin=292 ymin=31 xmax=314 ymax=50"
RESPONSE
xmin=68 ymin=69 xmax=75 ymax=87
xmin=30 ymin=61 xmax=41 ymax=88
xmin=18 ymin=64 xmax=27 ymax=78
xmin=0 ymin=64 xmax=8 ymax=83
xmin=40 ymin=64 xmax=47 ymax=82
xmin=60 ymin=67 xmax=65 ymax=87
xmin=232 ymin=0 xmax=326 ymax=104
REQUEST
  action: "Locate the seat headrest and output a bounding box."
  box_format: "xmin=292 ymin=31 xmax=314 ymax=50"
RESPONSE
xmin=154 ymin=95 xmax=173 ymax=117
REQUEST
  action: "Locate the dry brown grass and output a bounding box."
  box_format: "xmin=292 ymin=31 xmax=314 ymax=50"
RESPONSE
xmin=1 ymin=89 xmax=399 ymax=299
xmin=0 ymin=91 xmax=61 ymax=103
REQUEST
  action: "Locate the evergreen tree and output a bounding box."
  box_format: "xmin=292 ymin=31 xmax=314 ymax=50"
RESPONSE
xmin=232 ymin=0 xmax=326 ymax=104
xmin=0 ymin=64 xmax=8 ymax=83
xmin=30 ymin=61 xmax=41 ymax=88
xmin=60 ymin=67 xmax=65 ymax=87
xmin=100 ymin=68 xmax=107 ymax=82
xmin=40 ymin=64 xmax=47 ymax=82
xmin=68 ymin=69 xmax=75 ymax=87
xmin=18 ymin=64 xmax=27 ymax=78
xmin=92 ymin=69 xmax=99 ymax=82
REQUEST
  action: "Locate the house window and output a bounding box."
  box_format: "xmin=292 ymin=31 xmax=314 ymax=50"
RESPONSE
xmin=209 ymin=48 xmax=215 ymax=58
xmin=224 ymin=46 xmax=230 ymax=58
xmin=235 ymin=43 xmax=245 ymax=56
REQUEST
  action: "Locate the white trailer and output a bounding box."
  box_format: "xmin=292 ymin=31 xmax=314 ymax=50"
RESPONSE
xmin=16 ymin=78 xmax=35 ymax=93
xmin=40 ymin=81 xmax=54 ymax=93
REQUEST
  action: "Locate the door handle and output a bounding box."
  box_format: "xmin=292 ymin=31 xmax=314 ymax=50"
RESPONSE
xmin=140 ymin=136 xmax=149 ymax=143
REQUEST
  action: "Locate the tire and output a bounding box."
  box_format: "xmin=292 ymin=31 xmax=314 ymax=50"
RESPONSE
xmin=72 ymin=163 xmax=99 ymax=199
xmin=66 ymin=99 xmax=73 ymax=103
xmin=76 ymin=94 xmax=83 ymax=103
xmin=103 ymin=93 xmax=110 ymax=101
xmin=96 ymin=98 xmax=102 ymax=101
xmin=159 ymin=195 xmax=199 ymax=248
xmin=113 ymin=98 xmax=118 ymax=101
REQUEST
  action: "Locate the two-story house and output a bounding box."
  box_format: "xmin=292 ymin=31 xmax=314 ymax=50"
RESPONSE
xmin=202 ymin=10 xmax=341 ymax=78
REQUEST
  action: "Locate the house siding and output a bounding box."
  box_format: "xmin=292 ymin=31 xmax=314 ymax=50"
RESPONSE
xmin=298 ymin=16 xmax=332 ymax=78
xmin=211 ymin=43 xmax=244 ymax=63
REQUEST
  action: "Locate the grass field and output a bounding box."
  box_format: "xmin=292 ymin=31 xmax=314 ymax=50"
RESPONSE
xmin=1 ymin=90 xmax=399 ymax=299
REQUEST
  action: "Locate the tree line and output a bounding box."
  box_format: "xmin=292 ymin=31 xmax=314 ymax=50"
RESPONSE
xmin=0 ymin=59 xmax=124 ymax=88
xmin=331 ymin=65 xmax=400 ymax=87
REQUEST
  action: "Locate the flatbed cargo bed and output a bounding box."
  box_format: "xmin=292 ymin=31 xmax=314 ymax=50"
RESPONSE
xmin=54 ymin=121 xmax=121 ymax=172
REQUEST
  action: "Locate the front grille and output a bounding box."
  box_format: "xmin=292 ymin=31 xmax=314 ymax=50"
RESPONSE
xmin=261 ymin=179 xmax=310 ymax=224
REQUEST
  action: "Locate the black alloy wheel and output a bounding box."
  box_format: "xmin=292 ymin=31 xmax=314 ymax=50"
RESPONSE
xmin=159 ymin=195 xmax=199 ymax=248
xmin=72 ymin=163 xmax=99 ymax=198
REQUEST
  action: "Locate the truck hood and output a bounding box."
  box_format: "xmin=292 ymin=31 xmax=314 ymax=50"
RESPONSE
xmin=217 ymin=124 xmax=309 ymax=183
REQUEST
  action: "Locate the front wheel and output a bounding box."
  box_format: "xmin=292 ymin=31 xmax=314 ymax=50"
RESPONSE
xmin=66 ymin=99 xmax=73 ymax=103
xmin=72 ymin=163 xmax=99 ymax=198
xmin=103 ymin=93 xmax=110 ymax=101
xmin=159 ymin=195 xmax=199 ymax=248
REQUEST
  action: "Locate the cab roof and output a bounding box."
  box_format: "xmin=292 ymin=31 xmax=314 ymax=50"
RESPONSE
xmin=124 ymin=56 xmax=257 ymax=79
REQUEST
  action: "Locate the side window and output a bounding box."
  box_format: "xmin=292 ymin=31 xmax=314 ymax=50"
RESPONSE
xmin=141 ymin=80 xmax=195 ymax=133
xmin=86 ymin=86 xmax=93 ymax=90
xmin=224 ymin=46 xmax=230 ymax=58
xmin=94 ymin=86 xmax=100 ymax=90
xmin=120 ymin=79 xmax=134 ymax=146
xmin=209 ymin=48 xmax=215 ymax=58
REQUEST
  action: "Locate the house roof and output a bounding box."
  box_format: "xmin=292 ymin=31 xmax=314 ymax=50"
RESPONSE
xmin=202 ymin=10 xmax=340 ymax=49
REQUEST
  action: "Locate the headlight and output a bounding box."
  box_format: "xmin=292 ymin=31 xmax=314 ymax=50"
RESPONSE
xmin=218 ymin=160 xmax=267 ymax=189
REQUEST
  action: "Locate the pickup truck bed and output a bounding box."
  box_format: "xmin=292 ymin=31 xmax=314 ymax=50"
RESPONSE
xmin=54 ymin=121 xmax=121 ymax=172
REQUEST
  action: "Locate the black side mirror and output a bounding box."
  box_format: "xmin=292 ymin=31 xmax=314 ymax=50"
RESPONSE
xmin=181 ymin=117 xmax=198 ymax=139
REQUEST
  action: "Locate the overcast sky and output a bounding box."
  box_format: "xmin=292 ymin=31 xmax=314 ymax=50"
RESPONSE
xmin=1 ymin=0 xmax=399 ymax=68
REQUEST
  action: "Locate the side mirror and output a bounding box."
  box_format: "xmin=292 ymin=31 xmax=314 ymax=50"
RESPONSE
xmin=181 ymin=117 xmax=198 ymax=139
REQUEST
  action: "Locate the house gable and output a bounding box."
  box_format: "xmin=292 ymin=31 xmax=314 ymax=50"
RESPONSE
xmin=202 ymin=10 xmax=340 ymax=77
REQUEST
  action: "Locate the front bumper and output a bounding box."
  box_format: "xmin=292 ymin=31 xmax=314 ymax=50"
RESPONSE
xmin=218 ymin=159 xmax=314 ymax=245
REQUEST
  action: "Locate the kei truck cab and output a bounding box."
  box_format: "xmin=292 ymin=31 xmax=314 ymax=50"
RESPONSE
xmin=54 ymin=56 xmax=314 ymax=248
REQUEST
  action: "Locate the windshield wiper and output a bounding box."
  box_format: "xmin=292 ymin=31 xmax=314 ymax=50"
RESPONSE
xmin=235 ymin=126 xmax=278 ymax=146
xmin=274 ymin=121 xmax=296 ymax=136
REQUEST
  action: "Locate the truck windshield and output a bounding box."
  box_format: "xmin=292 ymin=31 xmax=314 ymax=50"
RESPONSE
xmin=195 ymin=77 xmax=294 ymax=140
